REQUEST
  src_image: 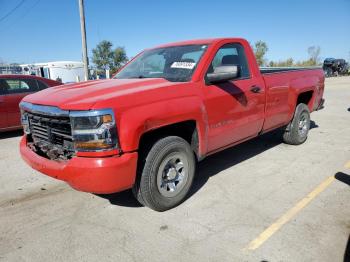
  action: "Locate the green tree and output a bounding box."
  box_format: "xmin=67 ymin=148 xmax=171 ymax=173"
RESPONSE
xmin=113 ymin=47 xmax=128 ymax=71
xmin=253 ymin=41 xmax=268 ymax=66
xmin=92 ymin=40 xmax=114 ymax=70
xmin=92 ymin=40 xmax=128 ymax=74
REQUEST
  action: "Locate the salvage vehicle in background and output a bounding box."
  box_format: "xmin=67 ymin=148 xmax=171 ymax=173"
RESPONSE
xmin=323 ymin=58 xmax=349 ymax=77
xmin=20 ymin=61 xmax=85 ymax=83
xmin=0 ymin=75 xmax=61 ymax=132
xmin=19 ymin=38 xmax=325 ymax=211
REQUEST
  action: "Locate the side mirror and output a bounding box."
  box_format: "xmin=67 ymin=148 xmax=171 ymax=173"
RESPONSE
xmin=206 ymin=65 xmax=239 ymax=84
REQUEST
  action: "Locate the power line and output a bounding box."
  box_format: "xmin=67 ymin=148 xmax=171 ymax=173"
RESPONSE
xmin=0 ymin=0 xmax=27 ymax=23
xmin=0 ymin=0 xmax=40 ymax=33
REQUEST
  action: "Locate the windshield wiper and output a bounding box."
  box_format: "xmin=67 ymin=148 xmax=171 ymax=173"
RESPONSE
xmin=117 ymin=75 xmax=170 ymax=80
xmin=129 ymin=75 xmax=146 ymax=79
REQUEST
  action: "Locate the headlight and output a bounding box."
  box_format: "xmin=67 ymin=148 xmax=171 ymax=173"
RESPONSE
xmin=70 ymin=109 xmax=118 ymax=152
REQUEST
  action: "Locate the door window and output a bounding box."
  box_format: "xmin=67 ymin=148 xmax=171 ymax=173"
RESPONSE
xmin=208 ymin=43 xmax=250 ymax=79
xmin=3 ymin=79 xmax=38 ymax=94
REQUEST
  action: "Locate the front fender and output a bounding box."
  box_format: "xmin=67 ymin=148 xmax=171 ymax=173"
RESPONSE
xmin=117 ymin=96 xmax=208 ymax=157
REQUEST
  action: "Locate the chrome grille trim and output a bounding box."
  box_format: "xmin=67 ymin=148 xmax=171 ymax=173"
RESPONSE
xmin=27 ymin=112 xmax=73 ymax=146
xmin=20 ymin=101 xmax=69 ymax=117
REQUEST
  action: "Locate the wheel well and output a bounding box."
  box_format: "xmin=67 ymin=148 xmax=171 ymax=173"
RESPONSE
xmin=138 ymin=120 xmax=198 ymax=158
xmin=297 ymin=91 xmax=313 ymax=107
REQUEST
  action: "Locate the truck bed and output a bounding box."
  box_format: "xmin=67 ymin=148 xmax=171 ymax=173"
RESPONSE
xmin=260 ymin=66 xmax=325 ymax=132
xmin=260 ymin=67 xmax=322 ymax=74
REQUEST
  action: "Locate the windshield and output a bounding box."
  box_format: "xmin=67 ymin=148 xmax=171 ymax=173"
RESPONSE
xmin=114 ymin=44 xmax=208 ymax=82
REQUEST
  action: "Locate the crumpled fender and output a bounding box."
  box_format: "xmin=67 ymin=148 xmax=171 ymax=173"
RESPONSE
xmin=117 ymin=96 xmax=209 ymax=158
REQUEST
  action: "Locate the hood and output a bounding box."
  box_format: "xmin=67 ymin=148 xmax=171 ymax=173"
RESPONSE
xmin=23 ymin=78 xmax=179 ymax=110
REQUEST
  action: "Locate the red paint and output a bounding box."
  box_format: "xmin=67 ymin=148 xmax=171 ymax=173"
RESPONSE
xmin=20 ymin=38 xmax=325 ymax=194
xmin=0 ymin=75 xmax=61 ymax=132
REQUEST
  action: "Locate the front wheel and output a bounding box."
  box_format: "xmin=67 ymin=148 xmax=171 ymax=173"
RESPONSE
xmin=133 ymin=136 xmax=196 ymax=211
xmin=283 ymin=103 xmax=311 ymax=145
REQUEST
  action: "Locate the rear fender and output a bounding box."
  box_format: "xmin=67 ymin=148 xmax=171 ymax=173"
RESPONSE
xmin=287 ymin=76 xmax=319 ymax=121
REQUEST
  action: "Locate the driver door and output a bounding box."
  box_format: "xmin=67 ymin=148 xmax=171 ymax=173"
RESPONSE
xmin=202 ymin=43 xmax=266 ymax=152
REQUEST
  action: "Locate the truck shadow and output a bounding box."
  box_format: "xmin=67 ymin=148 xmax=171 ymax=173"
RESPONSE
xmin=97 ymin=189 xmax=143 ymax=208
xmin=0 ymin=130 xmax=23 ymax=140
xmin=345 ymin=234 xmax=350 ymax=262
xmin=190 ymin=121 xmax=318 ymax=198
xmin=189 ymin=129 xmax=283 ymax=198
xmin=310 ymin=120 xmax=318 ymax=129
xmin=98 ymin=121 xmax=319 ymax=208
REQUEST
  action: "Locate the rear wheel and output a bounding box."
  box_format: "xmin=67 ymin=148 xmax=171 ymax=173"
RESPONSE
xmin=283 ymin=103 xmax=310 ymax=145
xmin=133 ymin=136 xmax=196 ymax=211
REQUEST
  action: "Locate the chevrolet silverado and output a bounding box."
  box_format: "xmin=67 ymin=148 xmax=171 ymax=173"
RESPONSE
xmin=19 ymin=38 xmax=325 ymax=211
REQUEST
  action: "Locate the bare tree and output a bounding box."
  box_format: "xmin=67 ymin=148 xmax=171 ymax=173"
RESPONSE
xmin=307 ymin=46 xmax=321 ymax=65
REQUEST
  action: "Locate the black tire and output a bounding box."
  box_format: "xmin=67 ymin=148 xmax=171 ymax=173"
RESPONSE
xmin=283 ymin=103 xmax=310 ymax=145
xmin=133 ymin=136 xmax=196 ymax=211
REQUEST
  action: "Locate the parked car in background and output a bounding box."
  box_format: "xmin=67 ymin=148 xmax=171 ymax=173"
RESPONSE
xmin=0 ymin=75 xmax=61 ymax=132
xmin=323 ymin=58 xmax=349 ymax=77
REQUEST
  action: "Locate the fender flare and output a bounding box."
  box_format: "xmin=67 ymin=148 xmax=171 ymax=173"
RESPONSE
xmin=287 ymin=76 xmax=318 ymax=121
xmin=117 ymin=96 xmax=209 ymax=158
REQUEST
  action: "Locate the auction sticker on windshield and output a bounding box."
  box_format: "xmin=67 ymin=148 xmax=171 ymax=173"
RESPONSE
xmin=171 ymin=62 xmax=196 ymax=69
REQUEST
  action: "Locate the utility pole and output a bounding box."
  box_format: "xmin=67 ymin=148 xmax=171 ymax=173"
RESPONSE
xmin=78 ymin=0 xmax=89 ymax=81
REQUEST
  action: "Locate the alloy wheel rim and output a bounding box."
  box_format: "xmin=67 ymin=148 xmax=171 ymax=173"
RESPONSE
xmin=157 ymin=152 xmax=188 ymax=197
xmin=298 ymin=113 xmax=309 ymax=137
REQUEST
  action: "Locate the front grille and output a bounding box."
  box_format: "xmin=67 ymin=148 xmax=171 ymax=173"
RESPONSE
xmin=27 ymin=111 xmax=74 ymax=160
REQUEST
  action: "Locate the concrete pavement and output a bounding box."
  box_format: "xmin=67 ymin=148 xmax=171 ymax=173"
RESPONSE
xmin=1 ymin=76 xmax=349 ymax=262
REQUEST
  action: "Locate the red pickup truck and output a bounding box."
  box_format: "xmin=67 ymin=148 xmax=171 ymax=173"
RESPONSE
xmin=19 ymin=38 xmax=325 ymax=211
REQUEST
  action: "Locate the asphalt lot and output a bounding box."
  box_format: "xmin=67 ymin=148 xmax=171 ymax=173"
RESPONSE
xmin=0 ymin=77 xmax=349 ymax=262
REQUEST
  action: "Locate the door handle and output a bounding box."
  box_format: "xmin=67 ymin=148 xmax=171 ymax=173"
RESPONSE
xmin=250 ymin=86 xmax=262 ymax=93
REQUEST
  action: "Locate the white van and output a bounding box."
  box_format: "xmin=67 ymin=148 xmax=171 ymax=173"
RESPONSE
xmin=21 ymin=61 xmax=85 ymax=83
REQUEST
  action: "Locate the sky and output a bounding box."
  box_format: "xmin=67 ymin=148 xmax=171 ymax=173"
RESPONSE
xmin=0 ymin=0 xmax=349 ymax=64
